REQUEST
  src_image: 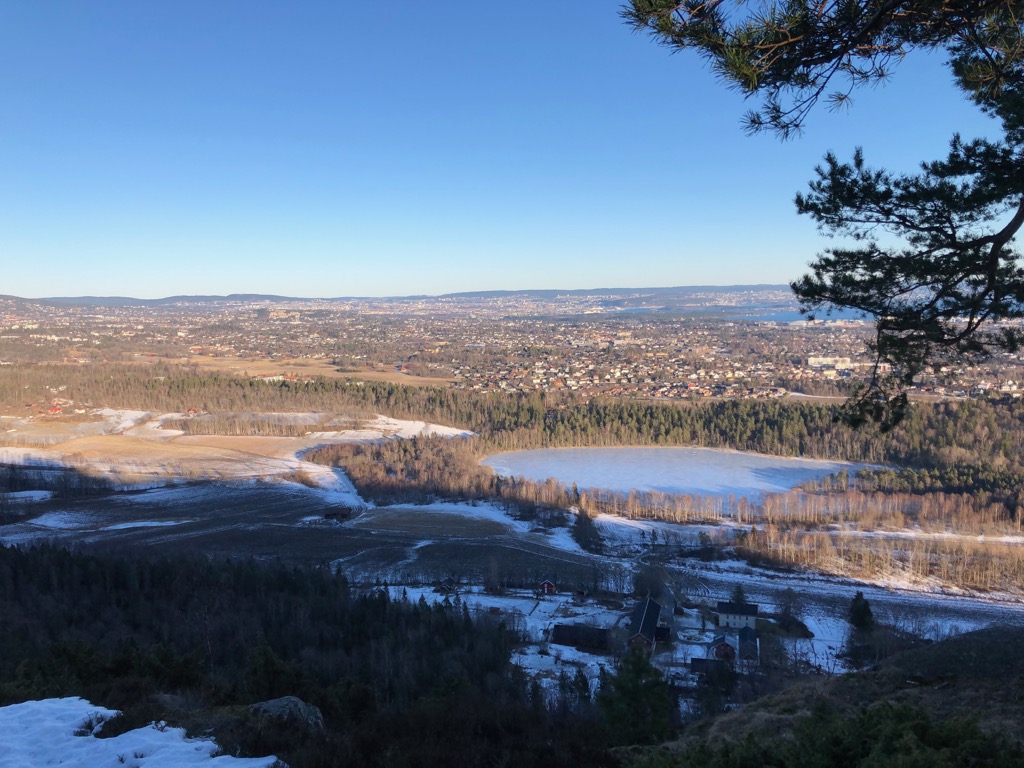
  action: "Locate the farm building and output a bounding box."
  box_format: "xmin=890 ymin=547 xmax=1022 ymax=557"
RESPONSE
xmin=716 ymin=600 xmax=759 ymax=629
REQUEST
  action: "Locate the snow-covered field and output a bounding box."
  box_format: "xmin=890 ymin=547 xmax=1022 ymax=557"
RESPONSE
xmin=482 ymin=446 xmax=854 ymax=499
xmin=0 ymin=698 xmax=277 ymax=768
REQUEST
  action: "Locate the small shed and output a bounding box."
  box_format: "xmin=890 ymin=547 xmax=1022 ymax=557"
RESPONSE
xmin=709 ymin=634 xmax=737 ymax=663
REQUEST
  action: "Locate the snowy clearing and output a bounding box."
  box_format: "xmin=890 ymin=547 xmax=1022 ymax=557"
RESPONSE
xmin=23 ymin=511 xmax=99 ymax=530
xmin=0 ymin=698 xmax=278 ymax=768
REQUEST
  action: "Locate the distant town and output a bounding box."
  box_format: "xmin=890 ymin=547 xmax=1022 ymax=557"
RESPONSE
xmin=3 ymin=286 xmax=1024 ymax=404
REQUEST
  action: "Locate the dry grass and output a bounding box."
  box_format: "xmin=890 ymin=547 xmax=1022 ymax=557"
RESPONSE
xmin=158 ymin=354 xmax=455 ymax=386
xmin=4 ymin=430 xmax=330 ymax=483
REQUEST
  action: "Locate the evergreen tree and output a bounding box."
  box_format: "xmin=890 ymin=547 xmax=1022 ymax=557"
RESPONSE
xmin=624 ymin=0 xmax=1024 ymax=425
xmin=597 ymin=648 xmax=676 ymax=745
xmin=730 ymin=583 xmax=748 ymax=606
xmin=848 ymin=590 xmax=876 ymax=631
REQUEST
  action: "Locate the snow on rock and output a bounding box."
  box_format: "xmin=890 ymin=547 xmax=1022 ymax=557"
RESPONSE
xmin=0 ymin=697 xmax=279 ymax=768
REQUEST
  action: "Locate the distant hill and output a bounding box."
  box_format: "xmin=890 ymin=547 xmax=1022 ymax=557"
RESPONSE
xmin=438 ymin=285 xmax=789 ymax=299
xmin=2 ymin=285 xmax=793 ymax=309
xmin=26 ymin=293 xmax=298 ymax=307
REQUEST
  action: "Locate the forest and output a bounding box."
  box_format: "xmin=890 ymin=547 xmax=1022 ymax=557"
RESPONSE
xmin=2 ymin=545 xmax=1019 ymax=766
xmin=0 ymin=545 xmax=620 ymax=766
xmin=6 ymin=362 xmax=1024 ymax=472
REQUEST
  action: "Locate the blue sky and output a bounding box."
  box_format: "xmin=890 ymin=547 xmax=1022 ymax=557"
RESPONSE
xmin=0 ymin=2 xmax=999 ymax=298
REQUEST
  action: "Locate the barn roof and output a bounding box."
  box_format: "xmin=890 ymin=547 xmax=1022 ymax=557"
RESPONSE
xmin=629 ymin=597 xmax=663 ymax=643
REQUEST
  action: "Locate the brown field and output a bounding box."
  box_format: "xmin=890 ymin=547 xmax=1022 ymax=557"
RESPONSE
xmin=0 ymin=411 xmax=372 ymax=483
xmin=160 ymin=354 xmax=455 ymax=386
xmin=57 ymin=434 xmax=323 ymax=480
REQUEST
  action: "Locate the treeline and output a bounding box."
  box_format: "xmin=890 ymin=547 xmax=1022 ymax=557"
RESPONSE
xmin=853 ymin=464 xmax=1024 ymax=499
xmin=305 ymin=437 xmax=602 ymax=537
xmin=797 ymin=464 xmax=1024 ymax=523
xmin=0 ymin=545 xmax=622 ymax=767
xmin=0 ymin=462 xmax=120 ymax=498
xmin=761 ymin=488 xmax=1020 ymax=534
xmin=305 ymin=437 xmax=501 ymax=506
xmin=737 ymin=525 xmax=1024 ymax=593
xmin=162 ymin=413 xmax=350 ymax=437
xmin=10 ymin=362 xmax=1024 ymax=528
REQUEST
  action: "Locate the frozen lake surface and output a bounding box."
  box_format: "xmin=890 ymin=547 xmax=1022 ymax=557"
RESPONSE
xmin=482 ymin=446 xmax=852 ymax=499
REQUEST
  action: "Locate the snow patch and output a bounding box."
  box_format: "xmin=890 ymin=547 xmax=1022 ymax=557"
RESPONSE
xmin=124 ymin=412 xmax=187 ymax=439
xmin=0 ymin=490 xmax=53 ymax=503
xmin=25 ymin=512 xmax=96 ymax=530
xmin=94 ymin=408 xmax=152 ymax=434
xmin=0 ymin=697 xmax=278 ymax=767
xmin=362 ymin=415 xmax=473 ymax=439
xmin=101 ymin=521 xmax=192 ymax=531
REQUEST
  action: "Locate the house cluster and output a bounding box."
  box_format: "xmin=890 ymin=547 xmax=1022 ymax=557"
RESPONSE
xmin=690 ymin=601 xmax=760 ymax=676
xmin=5 ymin=292 xmax=1024 ymax=402
xmin=541 ymin=580 xmax=764 ymax=678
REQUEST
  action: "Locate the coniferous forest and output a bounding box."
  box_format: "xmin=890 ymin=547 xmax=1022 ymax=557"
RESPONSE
xmin=0 ymin=544 xmax=619 ymax=767
xmin=2 ymin=545 xmax=1020 ymax=766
